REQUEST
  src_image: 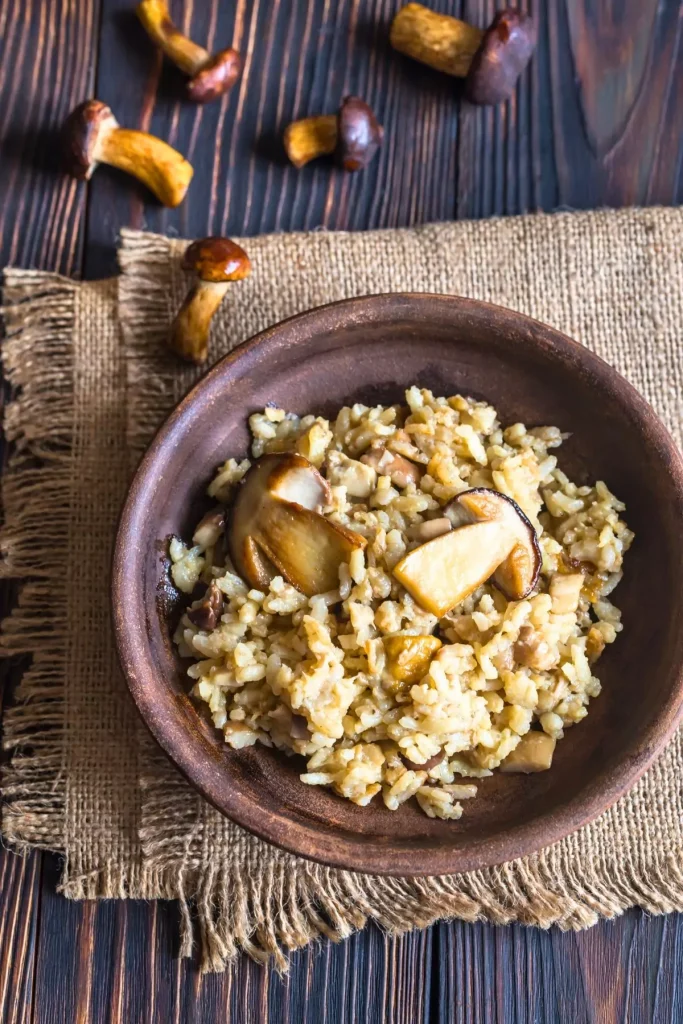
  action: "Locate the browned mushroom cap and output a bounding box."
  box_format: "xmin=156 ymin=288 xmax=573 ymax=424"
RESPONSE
xmin=62 ymin=99 xmax=194 ymax=206
xmin=466 ymin=9 xmax=537 ymax=105
xmin=186 ymin=47 xmax=242 ymax=103
xmin=283 ymin=98 xmax=383 ymax=171
xmin=389 ymin=4 xmax=536 ymax=107
xmin=182 ymin=237 xmax=252 ymax=282
xmin=447 ymin=488 xmax=541 ymax=599
xmin=62 ymin=100 xmax=118 ymax=178
xmin=336 ymin=97 xmax=384 ymax=172
xmin=137 ymin=0 xmax=242 ymax=103
xmin=169 ymin=238 xmax=252 ymax=364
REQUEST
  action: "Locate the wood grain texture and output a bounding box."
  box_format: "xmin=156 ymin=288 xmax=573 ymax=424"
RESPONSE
xmin=32 ymin=856 xmax=432 ymax=1023
xmin=2 ymin=0 xmax=683 ymax=1020
xmin=0 ymin=0 xmax=100 ymax=1021
xmin=0 ymin=850 xmax=39 ymax=1024
xmin=27 ymin=855 xmax=683 ymax=1023
xmin=0 ymin=0 xmax=99 ymax=274
xmin=437 ymin=911 xmax=683 ymax=1024
xmin=84 ymin=0 xmax=683 ymax=278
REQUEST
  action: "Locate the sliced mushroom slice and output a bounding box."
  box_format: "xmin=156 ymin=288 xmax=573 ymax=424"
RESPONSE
xmin=448 ymin=488 xmax=541 ymax=600
xmin=361 ymin=445 xmax=422 ymax=489
xmin=241 ymin=535 xmax=279 ymax=590
xmin=192 ymin=508 xmax=225 ymax=549
xmin=499 ymin=731 xmax=556 ymax=773
xmin=254 ymin=501 xmax=365 ymax=596
xmin=266 ymin=453 xmax=331 ymax=509
xmin=383 ymin=634 xmax=442 ymax=685
xmin=187 ymin=580 xmax=224 ymax=631
xmin=401 ymin=750 xmax=445 ymax=772
xmin=393 ymin=519 xmax=516 ymax=618
xmin=228 ymin=453 xmax=364 ymax=595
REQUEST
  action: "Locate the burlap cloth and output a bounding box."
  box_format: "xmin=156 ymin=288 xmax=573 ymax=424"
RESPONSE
xmin=2 ymin=208 xmax=683 ymax=973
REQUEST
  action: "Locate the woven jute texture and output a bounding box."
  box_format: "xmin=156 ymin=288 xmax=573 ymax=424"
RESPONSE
xmin=2 ymin=208 xmax=683 ymax=973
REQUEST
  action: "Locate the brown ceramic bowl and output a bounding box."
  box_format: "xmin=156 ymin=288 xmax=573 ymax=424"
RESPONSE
xmin=112 ymin=294 xmax=683 ymax=876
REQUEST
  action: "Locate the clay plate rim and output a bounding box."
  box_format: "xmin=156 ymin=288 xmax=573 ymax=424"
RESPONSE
xmin=112 ymin=293 xmax=683 ymax=877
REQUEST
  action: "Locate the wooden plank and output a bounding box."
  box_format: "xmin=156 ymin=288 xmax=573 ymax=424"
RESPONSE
xmin=0 ymin=850 xmax=39 ymax=1024
xmin=32 ymin=863 xmax=432 ymax=1024
xmin=0 ymin=1 xmax=100 ymax=1022
xmin=84 ymin=0 xmax=464 ymax=277
xmin=85 ymin=0 xmax=683 ymax=277
xmin=436 ymin=910 xmax=683 ymax=1023
xmin=455 ymin=0 xmax=683 ymax=219
xmin=0 ymin=0 xmax=100 ymax=273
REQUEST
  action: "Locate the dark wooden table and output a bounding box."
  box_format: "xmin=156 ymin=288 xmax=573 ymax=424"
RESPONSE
xmin=1 ymin=1 xmax=682 ymax=1021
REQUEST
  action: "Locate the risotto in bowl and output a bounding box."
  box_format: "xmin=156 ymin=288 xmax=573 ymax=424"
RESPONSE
xmin=113 ymin=294 xmax=683 ymax=875
xmin=170 ymin=389 xmax=632 ymax=823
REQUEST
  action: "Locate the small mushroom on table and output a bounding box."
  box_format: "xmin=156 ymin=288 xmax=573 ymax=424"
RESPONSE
xmin=284 ymin=96 xmax=383 ymax=170
xmin=169 ymin=237 xmax=252 ymax=365
xmin=393 ymin=488 xmax=541 ymax=618
xmin=390 ymin=4 xmax=537 ymax=105
xmin=229 ymin=453 xmax=367 ymax=596
xmin=62 ymin=100 xmax=194 ymax=207
xmin=137 ymin=0 xmax=242 ymax=103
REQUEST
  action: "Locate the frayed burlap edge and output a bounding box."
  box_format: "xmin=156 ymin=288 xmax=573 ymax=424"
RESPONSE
xmin=0 ymin=271 xmax=77 ymax=855
xmin=137 ymin=741 xmax=683 ymax=973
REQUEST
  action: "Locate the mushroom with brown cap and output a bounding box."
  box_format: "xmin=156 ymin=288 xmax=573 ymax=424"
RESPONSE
xmin=169 ymin=237 xmax=252 ymax=365
xmin=137 ymin=0 xmax=242 ymax=103
xmin=228 ymin=453 xmax=367 ymax=596
xmin=390 ymin=4 xmax=536 ymax=106
xmin=284 ymin=96 xmax=383 ymax=170
xmin=62 ymin=100 xmax=194 ymax=207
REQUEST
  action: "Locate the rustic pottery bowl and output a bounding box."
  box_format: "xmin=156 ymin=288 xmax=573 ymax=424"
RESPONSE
xmin=112 ymin=294 xmax=683 ymax=876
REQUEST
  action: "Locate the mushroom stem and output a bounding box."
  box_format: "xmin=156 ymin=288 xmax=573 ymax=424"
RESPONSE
xmin=169 ymin=281 xmax=229 ymax=364
xmin=137 ymin=0 xmax=241 ymax=103
xmin=283 ymin=115 xmax=338 ymax=169
xmin=137 ymin=0 xmax=209 ymax=74
xmin=94 ymin=125 xmax=193 ymax=207
xmin=390 ymin=3 xmax=484 ymax=77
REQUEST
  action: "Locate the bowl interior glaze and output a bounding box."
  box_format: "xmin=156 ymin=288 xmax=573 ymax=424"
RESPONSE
xmin=112 ymin=294 xmax=683 ymax=876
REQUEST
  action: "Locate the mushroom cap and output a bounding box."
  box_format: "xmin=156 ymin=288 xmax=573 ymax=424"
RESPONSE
xmin=336 ymin=96 xmax=383 ymax=172
xmin=466 ymin=9 xmax=537 ymax=106
xmin=62 ymin=99 xmax=119 ymax=178
xmin=187 ymin=47 xmax=242 ymax=103
xmin=182 ymin=237 xmax=252 ymax=282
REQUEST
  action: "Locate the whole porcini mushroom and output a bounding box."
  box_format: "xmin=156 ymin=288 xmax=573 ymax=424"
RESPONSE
xmin=284 ymin=96 xmax=383 ymax=170
xmin=169 ymin=237 xmax=252 ymax=365
xmin=137 ymin=0 xmax=242 ymax=103
xmin=62 ymin=99 xmax=193 ymax=207
xmin=390 ymin=4 xmax=537 ymax=106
